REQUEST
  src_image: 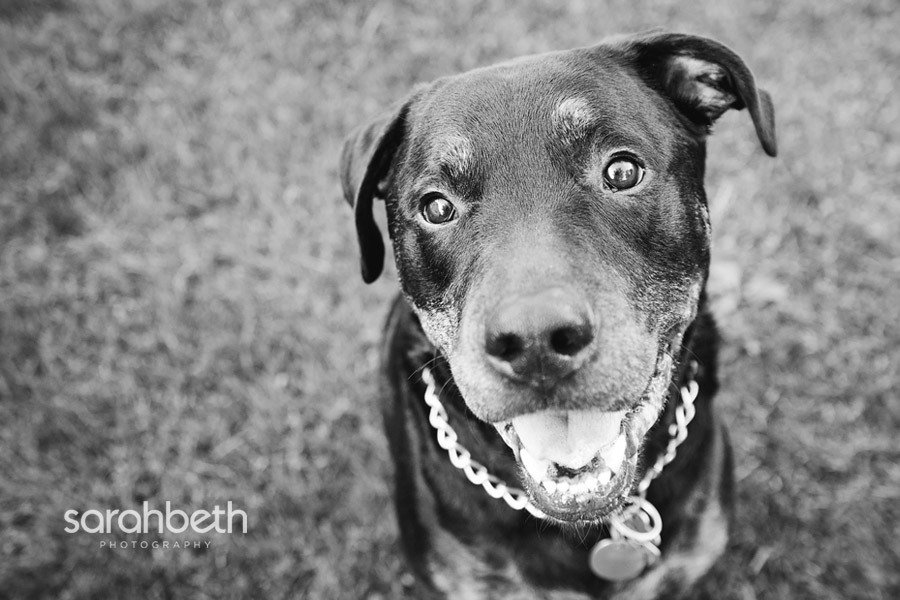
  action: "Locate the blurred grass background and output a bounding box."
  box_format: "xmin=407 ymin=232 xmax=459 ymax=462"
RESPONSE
xmin=0 ymin=0 xmax=897 ymax=598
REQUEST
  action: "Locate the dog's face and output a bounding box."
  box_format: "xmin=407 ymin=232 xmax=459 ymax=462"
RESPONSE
xmin=341 ymin=33 xmax=775 ymax=523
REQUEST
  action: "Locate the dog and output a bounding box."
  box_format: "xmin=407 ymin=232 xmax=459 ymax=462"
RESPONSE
xmin=339 ymin=31 xmax=776 ymax=599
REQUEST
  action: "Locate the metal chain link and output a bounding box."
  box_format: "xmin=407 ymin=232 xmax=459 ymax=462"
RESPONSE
xmin=420 ymin=363 xmax=699 ymax=523
xmin=634 ymin=377 xmax=698 ymax=498
xmin=422 ymin=368 xmax=547 ymax=518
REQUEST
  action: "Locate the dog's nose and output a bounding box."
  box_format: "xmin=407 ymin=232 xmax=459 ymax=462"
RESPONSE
xmin=484 ymin=289 xmax=594 ymax=386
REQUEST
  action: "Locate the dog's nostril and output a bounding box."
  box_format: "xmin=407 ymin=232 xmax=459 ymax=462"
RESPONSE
xmin=549 ymin=324 xmax=593 ymax=357
xmin=483 ymin=289 xmax=594 ymax=382
xmin=485 ymin=332 xmax=524 ymax=361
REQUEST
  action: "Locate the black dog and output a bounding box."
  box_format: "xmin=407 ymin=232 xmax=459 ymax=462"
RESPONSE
xmin=340 ymin=31 xmax=776 ymax=599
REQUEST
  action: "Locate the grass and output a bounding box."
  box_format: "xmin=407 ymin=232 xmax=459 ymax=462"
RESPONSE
xmin=0 ymin=0 xmax=897 ymax=598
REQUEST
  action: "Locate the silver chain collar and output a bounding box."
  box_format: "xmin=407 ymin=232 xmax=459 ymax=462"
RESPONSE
xmin=420 ymin=364 xmax=699 ymax=580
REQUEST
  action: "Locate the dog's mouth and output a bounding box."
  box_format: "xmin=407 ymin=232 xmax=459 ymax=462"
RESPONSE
xmin=494 ymin=407 xmax=638 ymax=522
xmin=492 ymin=353 xmax=675 ymax=524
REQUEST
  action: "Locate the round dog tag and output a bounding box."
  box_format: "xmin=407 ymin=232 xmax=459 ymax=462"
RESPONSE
xmin=588 ymin=539 xmax=652 ymax=581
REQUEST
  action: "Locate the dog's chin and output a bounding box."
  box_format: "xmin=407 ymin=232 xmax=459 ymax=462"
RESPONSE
xmin=522 ymin=442 xmax=638 ymax=524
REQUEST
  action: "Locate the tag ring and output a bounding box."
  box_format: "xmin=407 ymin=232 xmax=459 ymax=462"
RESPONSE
xmin=609 ymin=497 xmax=662 ymax=543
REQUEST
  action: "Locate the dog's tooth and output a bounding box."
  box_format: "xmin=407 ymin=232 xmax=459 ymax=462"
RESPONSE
xmin=580 ymin=475 xmax=597 ymax=491
xmin=519 ymin=446 xmax=551 ymax=479
xmin=576 ymin=493 xmax=591 ymax=504
xmin=542 ymin=479 xmax=557 ymax=494
xmin=556 ymin=480 xmax=570 ymax=495
xmin=600 ymin=434 xmax=627 ymax=474
xmin=570 ymin=479 xmax=586 ymax=495
xmin=596 ymin=467 xmax=612 ymax=487
xmin=494 ymin=421 xmax=518 ymax=450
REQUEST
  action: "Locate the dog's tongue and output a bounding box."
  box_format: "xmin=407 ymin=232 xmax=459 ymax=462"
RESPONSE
xmin=511 ymin=409 xmax=627 ymax=470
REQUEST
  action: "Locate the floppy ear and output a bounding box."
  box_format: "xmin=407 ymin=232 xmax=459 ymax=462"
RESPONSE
xmin=621 ymin=32 xmax=777 ymax=156
xmin=339 ymin=100 xmax=414 ymax=283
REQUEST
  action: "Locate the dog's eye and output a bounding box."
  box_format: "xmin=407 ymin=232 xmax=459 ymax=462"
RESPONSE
xmin=604 ymin=158 xmax=644 ymax=190
xmin=421 ymin=195 xmax=457 ymax=225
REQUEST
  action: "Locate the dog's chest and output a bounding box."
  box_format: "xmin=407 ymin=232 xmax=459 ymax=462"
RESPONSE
xmin=428 ymin=528 xmax=598 ymax=600
xmin=424 ymin=420 xmax=731 ymax=600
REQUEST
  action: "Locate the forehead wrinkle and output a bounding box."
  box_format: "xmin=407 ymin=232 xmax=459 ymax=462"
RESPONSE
xmin=434 ymin=133 xmax=475 ymax=180
xmin=552 ymin=97 xmax=597 ymax=142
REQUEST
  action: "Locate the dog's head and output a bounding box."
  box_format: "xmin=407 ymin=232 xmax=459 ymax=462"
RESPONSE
xmin=340 ymin=32 xmax=775 ymax=522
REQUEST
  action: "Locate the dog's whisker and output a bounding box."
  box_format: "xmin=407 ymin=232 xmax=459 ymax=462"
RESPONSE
xmin=406 ymin=352 xmax=441 ymax=382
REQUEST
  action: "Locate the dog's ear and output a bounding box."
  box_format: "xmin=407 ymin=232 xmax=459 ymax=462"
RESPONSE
xmin=621 ymin=32 xmax=777 ymax=156
xmin=339 ymin=98 xmax=415 ymax=283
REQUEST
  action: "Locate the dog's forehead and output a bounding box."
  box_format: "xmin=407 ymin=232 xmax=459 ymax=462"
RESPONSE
xmin=408 ymin=51 xmax=671 ymax=168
